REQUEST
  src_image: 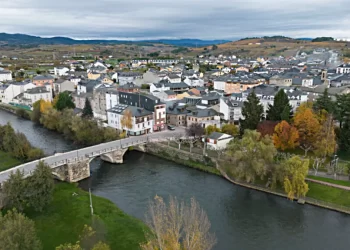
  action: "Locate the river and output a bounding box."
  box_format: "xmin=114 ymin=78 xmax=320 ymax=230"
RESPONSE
xmin=1 ymin=109 xmax=350 ymax=250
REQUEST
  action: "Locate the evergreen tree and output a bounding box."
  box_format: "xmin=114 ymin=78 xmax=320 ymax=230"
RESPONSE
xmin=240 ymin=91 xmax=264 ymax=133
xmin=82 ymin=98 xmax=93 ymax=118
xmin=266 ymin=89 xmax=292 ymax=122
xmin=54 ymin=92 xmax=75 ymax=111
xmin=0 ymin=209 xmax=42 ymax=250
xmin=27 ymin=161 xmax=55 ymax=212
xmin=314 ymin=88 xmax=334 ymax=114
xmin=2 ymin=170 xmax=28 ymax=211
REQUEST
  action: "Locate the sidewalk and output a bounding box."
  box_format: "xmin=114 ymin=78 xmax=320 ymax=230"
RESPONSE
xmin=306 ymin=178 xmax=350 ymax=191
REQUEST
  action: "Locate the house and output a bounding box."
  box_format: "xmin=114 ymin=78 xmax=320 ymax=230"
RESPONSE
xmin=0 ymin=81 xmax=36 ymax=104
xmin=54 ymin=79 xmax=75 ymax=93
xmin=243 ymin=85 xmax=308 ymax=116
xmin=220 ymin=97 xmax=244 ymax=122
xmin=165 ymin=73 xmax=181 ymax=83
xmin=183 ymin=77 xmax=204 ymax=87
xmin=23 ymin=86 xmax=52 ymax=105
xmin=107 ymin=104 xmax=154 ymax=135
xmin=235 ymin=66 xmax=250 ymax=73
xmin=87 ymin=71 xmax=101 ymax=80
xmin=150 ymin=80 xmax=189 ymax=94
xmin=92 ymin=85 xmax=114 ymax=120
xmin=0 ymin=70 xmax=12 ymax=82
xmin=77 ymin=80 xmax=100 ymax=95
xmin=33 ymin=75 xmax=55 ymax=86
xmin=166 ymin=103 xmax=189 ymax=127
xmin=187 ymin=109 xmax=220 ymax=128
xmin=336 ymin=64 xmax=350 ymax=74
xmin=118 ymin=92 xmax=166 ymax=132
xmin=152 ymin=90 xmax=177 ymax=102
xmin=118 ymin=72 xmax=143 ymax=85
xmin=205 ymin=132 xmax=233 ymax=150
xmin=118 ymin=82 xmax=140 ymax=93
xmin=54 ymin=67 xmax=69 ymax=76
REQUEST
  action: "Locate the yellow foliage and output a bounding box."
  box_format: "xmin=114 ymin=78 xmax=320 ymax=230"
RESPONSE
xmin=273 ymin=121 xmax=299 ymax=151
xmin=39 ymin=100 xmax=52 ymax=113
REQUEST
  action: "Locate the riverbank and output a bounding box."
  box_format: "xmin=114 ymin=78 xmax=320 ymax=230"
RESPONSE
xmin=0 ymin=151 xmax=21 ymax=171
xmin=146 ymin=143 xmax=350 ymax=215
xmin=25 ymin=182 xmax=146 ymax=250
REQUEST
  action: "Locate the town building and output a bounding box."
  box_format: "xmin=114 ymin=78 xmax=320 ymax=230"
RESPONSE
xmin=33 ymin=75 xmax=55 ymax=86
xmin=186 ymin=109 xmax=220 ymax=128
xmin=205 ymin=132 xmax=233 ymax=150
xmin=118 ymin=92 xmax=166 ymax=132
xmin=336 ymin=64 xmax=350 ymax=74
xmin=0 ymin=70 xmax=12 ymax=82
xmin=107 ymin=104 xmax=154 ymax=135
xmin=23 ymin=86 xmax=52 ymax=105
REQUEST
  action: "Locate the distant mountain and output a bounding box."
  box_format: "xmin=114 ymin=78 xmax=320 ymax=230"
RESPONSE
xmin=297 ymin=38 xmax=313 ymax=41
xmin=0 ymin=33 xmax=230 ymax=47
xmin=143 ymin=39 xmax=230 ymax=47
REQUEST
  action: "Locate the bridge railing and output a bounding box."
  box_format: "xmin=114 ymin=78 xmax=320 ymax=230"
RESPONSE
xmin=0 ymin=135 xmax=179 ymax=184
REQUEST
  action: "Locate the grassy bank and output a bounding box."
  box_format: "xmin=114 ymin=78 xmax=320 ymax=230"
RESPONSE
xmin=307 ymin=175 xmax=350 ymax=187
xmin=0 ymin=150 xmax=21 ymax=171
xmin=307 ymin=182 xmax=350 ymax=207
xmin=26 ymin=182 xmax=146 ymax=250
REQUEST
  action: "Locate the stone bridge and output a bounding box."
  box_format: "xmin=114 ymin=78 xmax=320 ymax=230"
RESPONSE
xmin=0 ymin=134 xmax=179 ymax=184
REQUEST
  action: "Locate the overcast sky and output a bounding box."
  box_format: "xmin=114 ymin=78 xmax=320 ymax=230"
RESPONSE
xmin=0 ymin=0 xmax=349 ymax=40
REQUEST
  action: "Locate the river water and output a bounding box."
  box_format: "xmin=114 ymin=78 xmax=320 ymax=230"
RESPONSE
xmin=1 ymin=109 xmax=350 ymax=250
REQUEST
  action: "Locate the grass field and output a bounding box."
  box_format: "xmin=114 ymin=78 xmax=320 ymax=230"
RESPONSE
xmin=307 ymin=175 xmax=350 ymax=187
xmin=26 ymin=183 xmax=147 ymax=250
xmin=0 ymin=151 xmax=21 ymax=172
xmin=307 ymin=182 xmax=350 ymax=207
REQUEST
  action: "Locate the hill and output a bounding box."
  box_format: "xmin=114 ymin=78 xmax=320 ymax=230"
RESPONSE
xmin=0 ymin=33 xmax=230 ymax=47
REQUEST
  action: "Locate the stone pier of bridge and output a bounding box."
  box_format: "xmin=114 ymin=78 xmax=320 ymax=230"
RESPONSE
xmin=52 ymin=148 xmax=131 ymax=183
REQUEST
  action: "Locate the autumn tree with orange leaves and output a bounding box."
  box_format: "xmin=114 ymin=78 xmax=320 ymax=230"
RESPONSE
xmin=293 ymin=105 xmax=321 ymax=156
xmin=273 ymin=121 xmax=299 ymax=151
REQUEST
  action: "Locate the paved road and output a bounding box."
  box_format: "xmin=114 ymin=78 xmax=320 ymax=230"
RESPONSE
xmin=0 ymin=128 xmax=186 ymax=185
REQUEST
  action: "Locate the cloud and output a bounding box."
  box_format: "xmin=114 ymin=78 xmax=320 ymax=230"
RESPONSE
xmin=0 ymin=0 xmax=349 ymax=40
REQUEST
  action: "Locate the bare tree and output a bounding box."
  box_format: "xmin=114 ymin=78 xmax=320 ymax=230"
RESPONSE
xmin=184 ymin=137 xmax=198 ymax=153
xmin=140 ymin=196 xmax=216 ymax=250
xmin=186 ymin=123 xmax=205 ymax=138
xmin=173 ymin=133 xmax=184 ymax=150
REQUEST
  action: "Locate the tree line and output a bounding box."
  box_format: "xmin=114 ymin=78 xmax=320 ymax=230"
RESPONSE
xmin=0 ymin=123 xmax=44 ymax=161
xmin=0 ymin=161 xmax=112 ymax=250
xmin=31 ymin=92 xmax=122 ymax=146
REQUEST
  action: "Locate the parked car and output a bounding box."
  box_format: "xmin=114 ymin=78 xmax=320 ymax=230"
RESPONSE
xmin=167 ymin=125 xmax=175 ymax=130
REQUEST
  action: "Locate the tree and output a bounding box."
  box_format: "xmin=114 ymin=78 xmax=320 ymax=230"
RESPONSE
xmin=277 ymin=156 xmax=309 ymax=200
xmin=0 ymin=209 xmax=42 ymax=250
xmin=335 ymin=94 xmax=350 ymax=128
xmin=212 ymin=44 xmax=218 ymax=50
xmin=40 ymin=107 xmax=60 ymax=130
xmin=293 ymin=106 xmax=320 ymax=156
xmin=140 ymin=196 xmax=216 ymax=250
xmin=239 ymin=91 xmax=264 ymax=133
xmin=186 ymin=123 xmax=205 ymax=138
xmin=225 ymin=130 xmax=277 ymax=183
xmin=204 ymin=125 xmax=220 ymax=135
xmin=314 ymin=88 xmax=334 ymax=114
xmin=257 ymin=121 xmax=278 ymax=137
xmin=267 ymin=89 xmax=292 ymax=122
xmin=120 ymin=109 xmax=133 ymax=133
xmin=31 ymin=100 xmax=42 ymax=124
xmin=54 ymin=92 xmax=75 ymax=111
xmin=312 ymin=114 xmax=337 ymax=174
xmin=27 ymin=161 xmax=55 ymax=212
xmin=221 ymin=123 xmax=239 ymax=136
xmin=3 ymin=170 xmax=28 ymax=211
xmin=273 ymin=121 xmax=299 ymax=151
xmin=82 ymin=98 xmax=93 ymax=118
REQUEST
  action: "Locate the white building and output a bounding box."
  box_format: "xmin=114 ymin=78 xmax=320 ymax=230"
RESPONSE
xmin=0 ymin=70 xmax=12 ymax=82
xmin=336 ymin=64 xmax=350 ymax=74
xmin=105 ymin=89 xmax=119 ymax=111
xmin=23 ymin=86 xmax=52 ymax=105
xmin=183 ymin=77 xmax=204 ymax=87
xmin=1 ymin=81 xmax=35 ymax=104
xmin=107 ymin=104 xmax=154 ymax=135
xmin=205 ymin=132 xmax=233 ymax=150
xmin=242 ymin=85 xmax=308 ymax=116
xmin=220 ymin=97 xmax=244 ymax=122
xmin=54 ymin=67 xmax=70 ymax=76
